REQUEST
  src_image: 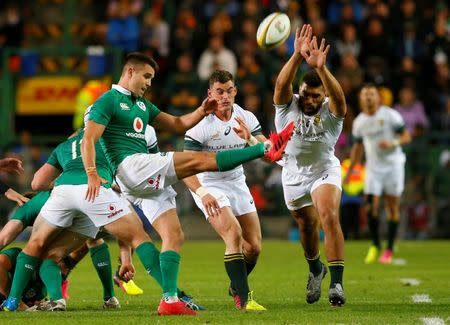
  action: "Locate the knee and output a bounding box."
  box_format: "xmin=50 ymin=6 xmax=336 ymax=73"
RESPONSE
xmin=86 ymin=238 xmax=104 ymax=248
xmin=161 ymin=226 xmax=184 ymax=248
xmin=42 ymin=250 xmax=65 ymax=264
xmin=225 ymin=224 xmax=243 ymax=247
xmin=319 ymin=208 xmax=340 ymax=231
xmin=298 ymin=217 xmax=320 ymax=233
xmin=245 ymin=240 xmax=262 ymax=258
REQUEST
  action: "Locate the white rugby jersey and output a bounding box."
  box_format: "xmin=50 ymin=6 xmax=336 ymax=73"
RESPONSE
xmin=274 ymin=95 xmax=344 ymax=176
xmin=352 ymin=106 xmax=406 ymax=172
xmin=184 ymin=103 xmax=262 ymax=182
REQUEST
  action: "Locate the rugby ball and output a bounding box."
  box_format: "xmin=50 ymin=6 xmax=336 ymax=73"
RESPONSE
xmin=256 ymin=12 xmax=291 ymax=49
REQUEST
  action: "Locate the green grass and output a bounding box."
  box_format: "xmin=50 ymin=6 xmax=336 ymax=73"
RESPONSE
xmin=1 ymin=240 xmax=450 ymax=324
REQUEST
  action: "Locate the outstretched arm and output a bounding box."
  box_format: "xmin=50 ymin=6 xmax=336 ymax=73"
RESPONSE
xmin=302 ymin=37 xmax=346 ymax=118
xmin=81 ymin=121 xmax=107 ymax=202
xmin=153 ymin=98 xmax=218 ymax=134
xmin=274 ymin=24 xmax=312 ymax=105
xmin=0 ymin=220 xmax=24 ymax=250
xmin=32 ymin=163 xmax=60 ymax=191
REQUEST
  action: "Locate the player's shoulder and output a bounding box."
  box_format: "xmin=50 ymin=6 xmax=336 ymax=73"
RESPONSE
xmin=233 ymin=103 xmax=256 ymax=120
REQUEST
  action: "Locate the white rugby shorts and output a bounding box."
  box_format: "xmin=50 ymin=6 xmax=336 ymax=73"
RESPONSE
xmin=364 ymin=163 xmax=405 ymax=196
xmin=116 ymin=152 xmax=178 ymax=199
xmin=40 ymin=184 xmax=131 ymax=237
xmin=282 ymin=166 xmax=342 ymax=211
xmin=125 ymin=186 xmax=177 ymax=225
xmin=191 ymin=175 xmax=256 ymax=219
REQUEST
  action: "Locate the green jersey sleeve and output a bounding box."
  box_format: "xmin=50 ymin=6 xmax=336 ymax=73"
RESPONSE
xmin=46 ymin=149 xmax=62 ymax=170
xmin=10 ymin=191 xmax=51 ymax=227
xmin=146 ymin=100 xmax=161 ymax=123
xmin=88 ymin=92 xmax=116 ymax=126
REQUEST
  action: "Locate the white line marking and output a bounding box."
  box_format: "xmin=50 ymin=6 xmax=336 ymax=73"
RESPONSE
xmin=400 ymin=278 xmax=421 ymax=286
xmin=412 ymin=294 xmax=432 ymax=303
xmin=421 ymin=317 xmax=445 ymax=325
xmin=393 ymin=258 xmax=407 ymax=265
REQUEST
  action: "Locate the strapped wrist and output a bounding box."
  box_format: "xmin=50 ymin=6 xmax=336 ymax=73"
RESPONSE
xmin=195 ymin=186 xmax=209 ymax=198
xmin=246 ymin=136 xmax=259 ymax=146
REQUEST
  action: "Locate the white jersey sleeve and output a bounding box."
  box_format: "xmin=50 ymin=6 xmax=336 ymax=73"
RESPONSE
xmin=242 ymin=109 xmax=262 ymax=136
xmin=184 ymin=122 xmax=205 ymax=152
xmin=389 ymin=109 xmax=406 ymax=132
xmin=145 ymin=125 xmax=159 ymax=153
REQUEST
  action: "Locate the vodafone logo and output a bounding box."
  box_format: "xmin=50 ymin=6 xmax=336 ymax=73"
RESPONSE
xmin=133 ymin=117 xmax=144 ymax=132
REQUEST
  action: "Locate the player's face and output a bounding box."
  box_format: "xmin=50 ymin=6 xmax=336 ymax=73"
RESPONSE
xmin=298 ymin=83 xmax=325 ymax=116
xmin=129 ymin=64 xmax=155 ymax=97
xmin=359 ymin=87 xmax=380 ymax=114
xmin=208 ymin=81 xmax=237 ymax=112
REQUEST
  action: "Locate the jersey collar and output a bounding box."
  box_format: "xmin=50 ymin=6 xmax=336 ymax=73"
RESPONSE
xmin=112 ymin=84 xmax=131 ymax=96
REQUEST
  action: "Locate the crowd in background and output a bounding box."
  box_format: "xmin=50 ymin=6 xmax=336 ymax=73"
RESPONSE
xmin=0 ymin=0 xmax=449 ymax=238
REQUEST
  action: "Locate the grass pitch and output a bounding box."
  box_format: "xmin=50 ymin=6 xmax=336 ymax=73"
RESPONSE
xmin=1 ymin=240 xmax=449 ymax=324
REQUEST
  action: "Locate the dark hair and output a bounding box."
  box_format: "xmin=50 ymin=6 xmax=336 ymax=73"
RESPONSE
xmin=302 ymin=70 xmax=323 ymax=88
xmin=123 ymin=52 xmax=159 ymax=71
xmin=209 ymin=70 xmax=234 ymax=87
xmin=359 ymin=82 xmax=378 ymax=94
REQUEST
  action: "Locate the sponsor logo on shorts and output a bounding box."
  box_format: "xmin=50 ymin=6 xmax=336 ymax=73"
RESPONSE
xmin=322 ymin=174 xmax=329 ymax=180
xmin=137 ymin=101 xmax=146 ymax=111
xmin=133 ymin=117 xmax=144 ymax=132
xmin=250 ymin=199 xmax=254 ymax=204
xmin=147 ymin=174 xmax=161 ymax=189
xmin=107 ymin=204 xmax=124 ymax=219
xmin=120 ymin=102 xmax=130 ymax=110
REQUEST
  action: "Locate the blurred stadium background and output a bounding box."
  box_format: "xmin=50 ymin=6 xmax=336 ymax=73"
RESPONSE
xmin=0 ymin=0 xmax=449 ymax=241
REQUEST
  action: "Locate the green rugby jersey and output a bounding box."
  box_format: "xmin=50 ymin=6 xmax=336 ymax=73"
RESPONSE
xmin=10 ymin=191 xmax=51 ymax=227
xmin=88 ymin=85 xmax=161 ymax=170
xmin=47 ymin=130 xmax=113 ymax=188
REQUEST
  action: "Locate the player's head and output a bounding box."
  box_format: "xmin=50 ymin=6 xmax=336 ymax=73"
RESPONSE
xmin=359 ymin=83 xmax=380 ymax=114
xmin=298 ymin=70 xmax=325 ymax=116
xmin=121 ymin=52 xmax=158 ymax=97
xmin=208 ymin=70 xmax=237 ymax=112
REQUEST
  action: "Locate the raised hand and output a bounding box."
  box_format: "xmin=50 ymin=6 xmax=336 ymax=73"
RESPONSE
xmin=0 ymin=158 xmax=24 ymax=175
xmin=233 ymin=117 xmax=251 ymax=141
xmin=301 ymin=36 xmax=330 ymax=69
xmin=294 ymin=24 xmax=313 ymax=56
xmin=201 ymin=97 xmax=218 ymax=115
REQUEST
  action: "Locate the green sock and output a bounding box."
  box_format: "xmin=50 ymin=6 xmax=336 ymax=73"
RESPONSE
xmin=224 ymin=253 xmax=249 ymax=306
xmin=328 ymin=260 xmax=344 ymax=288
xmin=306 ymin=253 xmax=323 ymax=276
xmin=160 ymin=250 xmax=180 ymax=298
xmin=135 ymin=242 xmax=163 ymax=291
xmin=8 ymin=252 xmax=40 ymax=300
xmin=89 ymin=242 xmax=114 ymax=301
xmin=39 ymin=259 xmax=63 ymax=301
xmin=243 ymin=254 xmax=256 ymax=276
xmin=216 ymin=143 xmax=265 ymax=171
xmin=387 ymin=220 xmax=399 ymax=250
